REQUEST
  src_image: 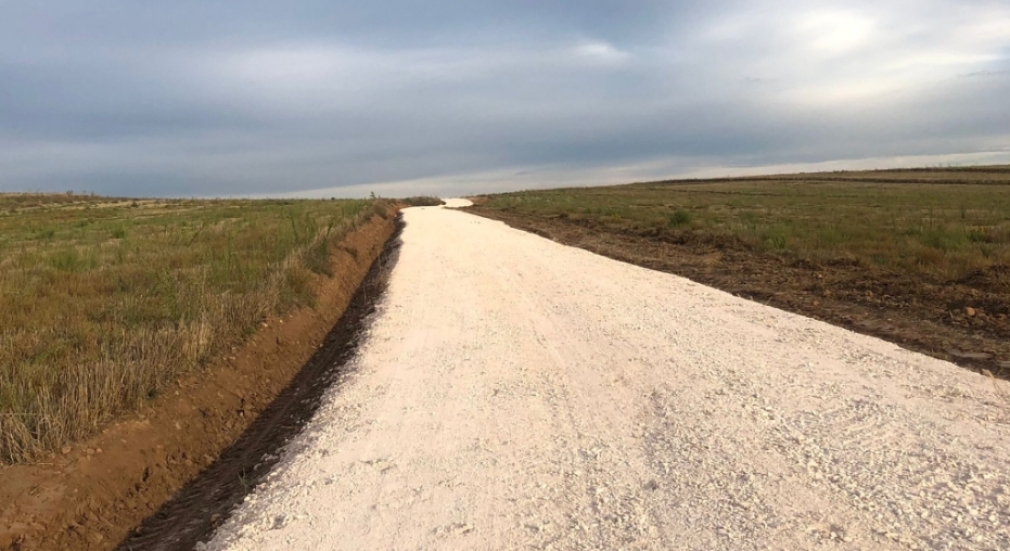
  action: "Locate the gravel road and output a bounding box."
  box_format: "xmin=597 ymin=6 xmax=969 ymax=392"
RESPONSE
xmin=202 ymin=202 xmax=1010 ymax=551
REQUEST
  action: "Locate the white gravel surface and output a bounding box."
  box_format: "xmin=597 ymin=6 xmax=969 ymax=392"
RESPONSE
xmin=202 ymin=201 xmax=1010 ymax=551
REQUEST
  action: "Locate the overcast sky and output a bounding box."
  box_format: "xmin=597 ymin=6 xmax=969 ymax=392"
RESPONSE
xmin=2 ymin=1 xmax=1009 ymax=197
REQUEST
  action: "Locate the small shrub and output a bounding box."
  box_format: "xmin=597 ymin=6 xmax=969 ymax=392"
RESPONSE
xmin=279 ymin=264 xmax=316 ymax=309
xmin=48 ymin=248 xmax=84 ymax=272
xmin=758 ymin=228 xmax=790 ymax=251
xmin=667 ymin=209 xmax=692 ymax=227
xmin=304 ymin=239 xmax=333 ymax=276
xmin=967 ymin=227 xmax=1009 ymax=244
xmin=401 ymin=196 xmax=444 ymax=207
xmin=919 ymin=228 xmax=963 ymax=252
xmin=372 ymin=202 xmax=391 ymax=220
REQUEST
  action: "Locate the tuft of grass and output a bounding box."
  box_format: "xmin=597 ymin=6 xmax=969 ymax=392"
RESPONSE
xmin=667 ymin=209 xmax=692 ymax=227
xmin=0 ymin=193 xmax=390 ymax=463
xmin=401 ymin=196 xmax=444 ymax=207
xmin=304 ymin=239 xmax=333 ymax=276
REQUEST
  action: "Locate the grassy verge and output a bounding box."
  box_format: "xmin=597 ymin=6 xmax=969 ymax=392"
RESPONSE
xmin=475 ymin=168 xmax=1010 ymax=282
xmin=0 ymin=194 xmax=391 ymax=463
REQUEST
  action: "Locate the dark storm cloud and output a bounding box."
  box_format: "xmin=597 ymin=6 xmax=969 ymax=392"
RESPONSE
xmin=1 ymin=1 xmax=1008 ymax=197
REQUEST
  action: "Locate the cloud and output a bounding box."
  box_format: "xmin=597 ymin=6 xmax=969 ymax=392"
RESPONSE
xmin=571 ymin=41 xmax=631 ymax=64
xmin=795 ymin=10 xmax=875 ymax=56
xmin=0 ymin=0 xmax=1008 ymax=197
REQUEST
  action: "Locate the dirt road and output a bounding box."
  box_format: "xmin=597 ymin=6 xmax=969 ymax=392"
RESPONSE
xmin=202 ymin=202 xmax=1010 ymax=551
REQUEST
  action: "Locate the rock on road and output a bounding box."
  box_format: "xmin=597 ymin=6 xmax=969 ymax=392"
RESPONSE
xmin=203 ymin=202 xmax=1010 ymax=551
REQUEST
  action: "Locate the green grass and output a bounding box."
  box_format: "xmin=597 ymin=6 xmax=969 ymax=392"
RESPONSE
xmin=476 ymin=167 xmax=1010 ymax=283
xmin=0 ymin=193 xmax=385 ymax=463
xmin=400 ymin=196 xmax=444 ymax=207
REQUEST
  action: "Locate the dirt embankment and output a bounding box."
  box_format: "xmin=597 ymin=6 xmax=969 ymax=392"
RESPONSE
xmin=468 ymin=207 xmax=1010 ymax=380
xmin=0 ymin=211 xmax=400 ymax=551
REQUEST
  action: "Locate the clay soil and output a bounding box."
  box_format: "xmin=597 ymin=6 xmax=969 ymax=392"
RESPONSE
xmin=0 ymin=212 xmax=399 ymax=551
xmin=468 ymin=207 xmax=1010 ymax=380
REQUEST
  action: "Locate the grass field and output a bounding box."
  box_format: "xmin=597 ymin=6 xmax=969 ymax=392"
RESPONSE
xmin=0 ymin=194 xmax=387 ymax=463
xmin=478 ymin=168 xmax=1010 ymax=283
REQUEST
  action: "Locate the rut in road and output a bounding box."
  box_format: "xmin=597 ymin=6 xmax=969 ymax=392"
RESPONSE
xmin=202 ymin=202 xmax=1010 ymax=551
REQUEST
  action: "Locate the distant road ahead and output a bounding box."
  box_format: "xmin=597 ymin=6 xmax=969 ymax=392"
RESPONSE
xmin=205 ymin=202 xmax=1009 ymax=551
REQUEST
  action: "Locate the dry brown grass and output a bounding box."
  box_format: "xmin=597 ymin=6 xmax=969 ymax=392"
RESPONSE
xmin=0 ymin=194 xmax=393 ymax=463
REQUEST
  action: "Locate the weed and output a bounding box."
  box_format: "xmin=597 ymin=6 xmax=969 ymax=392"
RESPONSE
xmin=48 ymin=247 xmax=86 ymax=272
xmin=667 ymin=209 xmax=692 ymax=227
xmin=304 ymin=240 xmax=333 ymax=276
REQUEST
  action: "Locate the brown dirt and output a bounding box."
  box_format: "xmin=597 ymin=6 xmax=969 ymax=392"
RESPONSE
xmin=0 ymin=212 xmax=399 ymax=551
xmin=115 ymin=214 xmax=404 ymax=551
xmin=468 ymin=206 xmax=1010 ymax=380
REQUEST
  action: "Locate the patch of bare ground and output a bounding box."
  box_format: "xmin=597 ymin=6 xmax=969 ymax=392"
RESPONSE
xmin=467 ymin=206 xmax=1010 ymax=381
xmin=0 ymin=212 xmax=399 ymax=551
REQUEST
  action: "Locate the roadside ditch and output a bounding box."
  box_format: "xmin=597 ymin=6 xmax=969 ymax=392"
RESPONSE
xmin=1 ymin=211 xmax=404 ymax=551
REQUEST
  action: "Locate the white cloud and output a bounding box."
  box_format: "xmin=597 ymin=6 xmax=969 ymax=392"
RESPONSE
xmin=571 ymin=41 xmax=631 ymax=64
xmin=794 ymin=10 xmax=875 ymax=55
xmin=681 ymin=1 xmax=1010 ymax=109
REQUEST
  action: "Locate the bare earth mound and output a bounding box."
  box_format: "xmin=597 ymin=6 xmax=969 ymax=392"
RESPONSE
xmin=203 ymin=205 xmax=1009 ymax=551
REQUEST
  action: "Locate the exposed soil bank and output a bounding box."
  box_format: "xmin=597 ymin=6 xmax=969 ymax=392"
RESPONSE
xmin=467 ymin=207 xmax=1010 ymax=381
xmin=1 ymin=211 xmax=400 ymax=551
xmin=114 ymin=215 xmax=404 ymax=551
